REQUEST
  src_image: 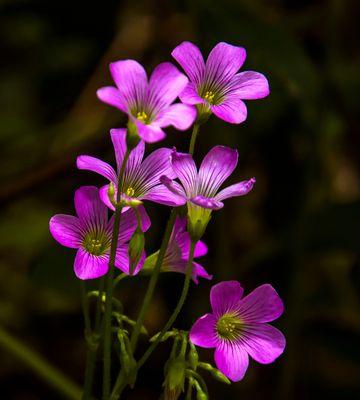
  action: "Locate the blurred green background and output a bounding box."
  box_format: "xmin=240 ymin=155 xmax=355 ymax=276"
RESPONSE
xmin=0 ymin=0 xmax=359 ymax=399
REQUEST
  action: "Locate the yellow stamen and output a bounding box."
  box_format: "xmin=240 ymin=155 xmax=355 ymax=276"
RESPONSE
xmin=136 ymin=111 xmax=148 ymax=122
xmin=204 ymin=91 xmax=215 ymax=104
xmin=126 ymin=187 xmax=135 ymax=197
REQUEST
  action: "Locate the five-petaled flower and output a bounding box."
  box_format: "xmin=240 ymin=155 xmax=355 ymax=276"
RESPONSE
xmin=172 ymin=41 xmax=269 ymax=124
xmin=160 ymin=146 xmax=255 ymax=238
xmin=49 ymin=186 xmax=151 ymax=279
xmin=143 ymin=216 xmax=212 ymax=283
xmin=77 ymin=128 xmax=185 ymax=211
xmin=190 ymin=281 xmax=286 ymax=382
xmin=97 ymin=60 xmax=196 ymax=143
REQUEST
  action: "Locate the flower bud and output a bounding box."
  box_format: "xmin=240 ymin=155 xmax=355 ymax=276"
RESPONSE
xmin=107 ymin=182 xmax=117 ymax=207
xmin=126 ymin=120 xmax=141 ymax=150
xmin=164 ymin=357 xmax=186 ymax=400
xmin=188 ymin=343 xmax=199 ymax=370
xmin=128 ymin=227 xmax=145 ymax=275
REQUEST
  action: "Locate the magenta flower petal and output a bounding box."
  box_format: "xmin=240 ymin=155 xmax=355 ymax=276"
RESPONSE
xmin=115 ymin=246 xmax=145 ymax=275
xmin=142 ymin=184 xmax=186 ymax=207
xmin=74 ymin=248 xmax=109 ymax=280
xmin=99 ymin=184 xmax=115 ymax=211
xmin=210 ymin=281 xmax=244 ymax=316
xmin=189 ymin=313 xmax=218 ymax=348
xmin=149 ymin=62 xmax=189 ymax=107
xmin=74 ymin=186 xmax=108 ymax=226
xmin=96 ymin=86 xmax=127 ymax=112
xmin=206 ymin=42 xmax=246 ymax=82
xmin=214 ymin=343 xmax=249 ymax=382
xmin=237 ymin=284 xmax=284 ymax=323
xmin=229 ymin=71 xmax=270 ymax=100
xmin=170 ymin=150 xmax=198 ymax=196
xmin=194 ymin=240 xmax=208 ymax=258
xmin=242 ymin=324 xmax=286 ymax=364
xmin=215 ymin=178 xmax=256 ymax=201
xmin=109 ymin=60 xmax=147 ymax=108
xmin=156 ymin=103 xmax=197 ymax=130
xmin=171 ymin=41 xmax=205 ymax=85
xmin=135 ymin=120 xmax=166 ymax=143
xmin=192 ymin=262 xmax=213 ymax=283
xmin=110 ymin=128 xmax=145 ymax=174
xmin=49 ymin=215 xmax=82 ymax=249
xmin=179 ymin=82 xmax=205 ymax=105
xmin=190 ymin=195 xmax=224 ymax=210
xmin=211 ymin=96 xmax=247 ymax=124
xmin=160 ymin=175 xmax=187 ymax=200
xmin=198 ymin=145 xmax=238 ymax=196
xmin=77 ymin=156 xmax=117 ymax=183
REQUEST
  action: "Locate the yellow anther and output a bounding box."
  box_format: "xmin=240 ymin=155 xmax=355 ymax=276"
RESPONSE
xmin=204 ymin=91 xmax=215 ymax=104
xmin=136 ymin=111 xmax=148 ymax=122
xmin=126 ymin=187 xmax=135 ymax=197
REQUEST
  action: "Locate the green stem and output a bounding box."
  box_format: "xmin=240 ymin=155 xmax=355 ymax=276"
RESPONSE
xmin=129 ymin=208 xmax=177 ymax=350
xmin=102 ymin=150 xmax=130 ymax=399
xmin=188 ymin=123 xmax=199 ymax=155
xmin=137 ymin=240 xmax=196 ymax=369
xmin=0 ymin=325 xmax=82 ymax=400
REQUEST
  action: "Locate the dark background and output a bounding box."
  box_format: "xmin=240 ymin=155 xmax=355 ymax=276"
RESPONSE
xmin=0 ymin=0 xmax=359 ymax=399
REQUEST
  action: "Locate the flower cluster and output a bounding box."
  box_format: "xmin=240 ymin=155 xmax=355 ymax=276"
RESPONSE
xmin=49 ymin=41 xmax=285 ymax=396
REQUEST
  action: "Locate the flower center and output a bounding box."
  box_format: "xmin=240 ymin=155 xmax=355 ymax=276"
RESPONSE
xmin=204 ymin=91 xmax=215 ymax=104
xmin=126 ymin=187 xmax=135 ymax=197
xmin=83 ymin=232 xmax=109 ymax=256
xmin=216 ymin=314 xmax=244 ymax=341
xmin=136 ymin=111 xmax=148 ymax=123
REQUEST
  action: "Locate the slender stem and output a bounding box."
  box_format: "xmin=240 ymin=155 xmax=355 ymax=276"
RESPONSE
xmin=188 ymin=123 xmax=199 ymax=155
xmin=102 ymin=150 xmax=130 ymax=399
xmin=137 ymin=240 xmax=196 ymax=369
xmin=129 ymin=208 xmax=177 ymax=350
xmin=81 ymin=281 xmax=92 ymax=334
xmin=113 ymin=273 xmax=127 ymax=288
xmin=0 ymin=325 xmax=82 ymax=400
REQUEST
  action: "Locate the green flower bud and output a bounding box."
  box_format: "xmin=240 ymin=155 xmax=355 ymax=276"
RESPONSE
xmin=126 ymin=120 xmax=141 ymax=150
xmin=211 ymin=369 xmax=231 ymax=385
xmin=164 ymin=357 xmax=186 ymax=400
xmin=107 ymin=182 xmax=117 ymax=207
xmin=128 ymin=227 xmax=145 ymax=275
xmin=188 ymin=343 xmax=199 ymax=370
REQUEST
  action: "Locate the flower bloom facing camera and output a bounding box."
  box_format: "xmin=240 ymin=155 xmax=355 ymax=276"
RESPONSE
xmin=97 ymin=60 xmax=196 ymax=143
xmin=161 ymin=146 xmax=255 ymax=239
xmin=49 ymin=186 xmax=151 ymax=279
xmin=77 ymin=128 xmax=185 ymax=211
xmin=190 ymin=281 xmax=286 ymax=382
xmin=172 ymin=41 xmax=269 ymax=124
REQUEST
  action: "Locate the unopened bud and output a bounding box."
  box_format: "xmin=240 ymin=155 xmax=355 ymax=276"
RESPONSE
xmin=108 ymin=182 xmax=117 ymax=207
xmin=126 ymin=120 xmax=141 ymax=150
xmin=128 ymin=227 xmax=145 ymax=275
xmin=164 ymin=357 xmax=186 ymax=400
xmin=211 ymin=369 xmax=231 ymax=385
xmin=188 ymin=343 xmax=199 ymax=370
xmin=150 ymin=330 xmax=178 ymax=343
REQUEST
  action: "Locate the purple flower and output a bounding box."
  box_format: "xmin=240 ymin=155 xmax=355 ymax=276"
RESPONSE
xmin=160 ymin=146 xmax=255 ymax=237
xmin=190 ymin=281 xmax=285 ymax=382
xmin=49 ymin=186 xmax=151 ymax=279
xmin=171 ymin=41 xmax=269 ymax=124
xmin=97 ymin=60 xmax=196 ymax=143
xmin=77 ymin=128 xmax=185 ymax=211
xmin=144 ymin=216 xmax=212 ymax=283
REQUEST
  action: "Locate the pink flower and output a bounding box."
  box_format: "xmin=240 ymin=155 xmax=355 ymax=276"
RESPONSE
xmin=97 ymin=61 xmax=196 ymax=143
xmin=172 ymin=41 xmax=269 ymax=124
xmin=190 ymin=281 xmax=285 ymax=382
xmin=49 ymin=186 xmax=151 ymax=279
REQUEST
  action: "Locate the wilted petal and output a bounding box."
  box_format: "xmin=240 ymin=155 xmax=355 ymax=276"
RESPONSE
xmin=74 ymin=186 xmax=108 ymax=228
xmin=149 ymin=62 xmax=188 ymax=108
xmin=214 ymin=342 xmax=249 ymax=382
xmin=206 ymin=42 xmax=246 ymax=83
xmin=156 ymin=103 xmax=196 ymax=130
xmin=242 ymin=323 xmax=286 ymax=364
xmin=192 ymin=261 xmax=212 ymax=284
xmin=170 ymin=150 xmax=198 ymax=196
xmin=171 ymin=41 xmax=205 ymax=85
xmin=210 ymin=281 xmax=244 ymax=316
xmin=211 ymin=96 xmax=247 ymax=124
xmin=109 ymin=60 xmax=147 ymax=108
xmin=96 ymin=86 xmax=127 ymax=112
xmin=215 ymin=178 xmax=256 ymax=201
xmin=49 ymin=215 xmax=82 ymax=248
xmin=178 ymin=82 xmax=205 ymax=105
xmin=228 ymin=71 xmax=270 ymax=100
xmin=237 ymin=284 xmax=284 ymax=323
xmin=198 ymin=146 xmax=238 ymax=197
xmin=77 ymin=156 xmax=117 ymax=183
xmin=142 ymin=184 xmax=186 ymax=207
xmin=190 ymin=195 xmax=223 ymax=210
xmin=160 ymin=175 xmax=187 ymax=200
xmin=74 ymin=248 xmax=109 ymax=280
xmin=189 ymin=313 xmax=218 ymax=348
